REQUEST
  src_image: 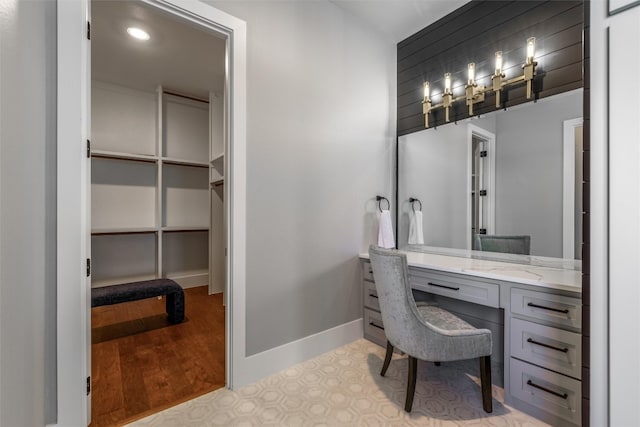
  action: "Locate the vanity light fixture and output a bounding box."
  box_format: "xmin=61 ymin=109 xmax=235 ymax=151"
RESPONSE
xmin=127 ymin=27 xmax=150 ymax=41
xmin=422 ymin=37 xmax=538 ymax=128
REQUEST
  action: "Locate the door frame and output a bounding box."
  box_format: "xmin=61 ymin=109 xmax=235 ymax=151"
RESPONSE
xmin=562 ymin=117 xmax=583 ymax=259
xmin=466 ymin=123 xmax=496 ymax=249
xmin=56 ymin=1 xmax=247 ymax=425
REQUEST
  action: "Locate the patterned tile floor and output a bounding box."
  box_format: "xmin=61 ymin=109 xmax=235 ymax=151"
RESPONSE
xmin=126 ymin=339 xmax=549 ymax=426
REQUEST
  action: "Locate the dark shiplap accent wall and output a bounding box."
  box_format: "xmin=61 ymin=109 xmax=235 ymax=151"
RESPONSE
xmin=581 ymin=1 xmax=590 ymax=425
xmin=397 ymin=0 xmax=583 ymax=136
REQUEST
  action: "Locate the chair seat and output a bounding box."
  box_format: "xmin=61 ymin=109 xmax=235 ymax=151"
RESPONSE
xmin=417 ymin=305 xmax=476 ymax=332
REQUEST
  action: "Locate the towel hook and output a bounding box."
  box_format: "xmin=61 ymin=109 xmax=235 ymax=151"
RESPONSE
xmin=409 ymin=197 xmax=423 ymax=213
xmin=376 ymin=195 xmax=390 ymax=212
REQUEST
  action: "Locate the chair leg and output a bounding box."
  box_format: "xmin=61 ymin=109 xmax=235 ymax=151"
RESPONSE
xmin=405 ymin=356 xmax=418 ymax=412
xmin=479 ymin=355 xmax=493 ymax=413
xmin=380 ymin=340 xmax=394 ymax=376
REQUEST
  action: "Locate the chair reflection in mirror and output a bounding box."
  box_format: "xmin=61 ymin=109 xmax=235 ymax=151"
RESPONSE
xmin=474 ymin=234 xmax=531 ymax=255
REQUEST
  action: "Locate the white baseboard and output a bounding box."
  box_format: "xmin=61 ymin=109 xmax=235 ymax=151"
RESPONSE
xmin=168 ymin=272 xmax=208 ymax=289
xmin=234 ymin=318 xmax=363 ymax=388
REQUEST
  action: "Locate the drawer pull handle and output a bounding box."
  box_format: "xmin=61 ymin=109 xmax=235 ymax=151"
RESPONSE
xmin=527 ymin=302 xmax=570 ymax=314
xmin=369 ymin=322 xmax=384 ymax=331
xmin=526 ymin=380 xmax=568 ymax=399
xmin=527 ymin=337 xmax=569 ymax=353
xmin=428 ymin=282 xmax=460 ymax=291
xmin=368 ymin=294 xmax=379 ymax=299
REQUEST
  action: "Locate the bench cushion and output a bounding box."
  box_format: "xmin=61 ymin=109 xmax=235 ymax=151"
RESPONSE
xmin=91 ymin=278 xmax=185 ymax=323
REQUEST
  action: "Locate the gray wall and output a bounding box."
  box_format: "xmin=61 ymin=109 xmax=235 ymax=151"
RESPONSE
xmin=0 ymin=0 xmax=57 ymax=425
xmin=495 ymin=91 xmax=582 ymax=257
xmin=208 ymin=1 xmax=396 ymax=355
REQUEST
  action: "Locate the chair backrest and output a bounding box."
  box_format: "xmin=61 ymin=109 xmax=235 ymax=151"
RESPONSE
xmin=368 ymin=246 xmax=432 ymax=355
xmin=475 ymin=234 xmax=531 ymax=255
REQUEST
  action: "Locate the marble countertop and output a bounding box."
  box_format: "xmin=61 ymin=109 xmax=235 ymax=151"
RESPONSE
xmin=360 ymin=250 xmax=582 ymax=294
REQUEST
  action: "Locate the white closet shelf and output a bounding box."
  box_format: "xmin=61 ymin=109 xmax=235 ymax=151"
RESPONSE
xmin=92 ymin=149 xmax=158 ymax=163
xmin=210 ymin=177 xmax=224 ymax=187
xmin=92 ymin=275 xmax=158 ymax=288
xmin=210 ymin=152 xmax=224 ymax=163
xmin=162 ymin=226 xmax=209 ymax=232
xmin=162 ymin=157 xmax=209 ymax=168
xmin=92 ymin=227 xmax=158 ymax=235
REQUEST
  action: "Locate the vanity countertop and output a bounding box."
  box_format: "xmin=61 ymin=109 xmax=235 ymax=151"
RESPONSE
xmin=360 ymin=250 xmax=582 ymax=294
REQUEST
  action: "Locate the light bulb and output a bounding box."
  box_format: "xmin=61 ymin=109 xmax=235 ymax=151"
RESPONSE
xmin=526 ymin=37 xmax=536 ymax=64
xmin=127 ymin=27 xmax=150 ymax=41
xmin=468 ymin=63 xmax=476 ymax=85
xmin=495 ymin=51 xmax=503 ymax=75
xmin=444 ymin=73 xmax=452 ymax=94
xmin=423 ymin=82 xmax=430 ymax=101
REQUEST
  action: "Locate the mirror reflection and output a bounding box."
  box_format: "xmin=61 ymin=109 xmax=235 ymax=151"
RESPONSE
xmin=398 ymin=89 xmax=583 ymax=262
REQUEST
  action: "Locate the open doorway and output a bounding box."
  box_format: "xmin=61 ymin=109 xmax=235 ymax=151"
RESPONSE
xmin=467 ymin=124 xmax=496 ymax=250
xmin=89 ymin=1 xmax=226 ymax=424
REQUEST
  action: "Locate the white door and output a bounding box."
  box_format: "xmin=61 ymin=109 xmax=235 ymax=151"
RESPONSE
xmin=86 ymin=3 xmax=92 ymax=420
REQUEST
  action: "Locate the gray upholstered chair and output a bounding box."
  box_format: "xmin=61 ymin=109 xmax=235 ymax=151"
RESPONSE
xmin=475 ymin=234 xmax=531 ymax=255
xmin=368 ymin=246 xmax=493 ymax=413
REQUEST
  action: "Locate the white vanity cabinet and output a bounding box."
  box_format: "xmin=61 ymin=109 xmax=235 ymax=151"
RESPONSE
xmin=360 ymin=250 xmax=582 ymax=427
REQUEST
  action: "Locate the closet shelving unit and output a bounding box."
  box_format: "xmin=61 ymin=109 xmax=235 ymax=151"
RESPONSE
xmin=91 ymin=81 xmax=223 ymax=292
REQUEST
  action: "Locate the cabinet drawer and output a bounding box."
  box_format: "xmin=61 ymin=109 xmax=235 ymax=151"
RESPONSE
xmin=510 ymin=358 xmax=581 ymax=426
xmin=511 ymin=288 xmax=581 ymax=330
xmin=363 ymin=280 xmax=380 ymax=311
xmin=362 ymin=261 xmax=374 ymax=281
xmin=364 ymin=308 xmax=386 ymax=347
xmin=511 ymin=318 xmax=581 ymax=379
xmin=410 ymin=269 xmax=499 ymax=308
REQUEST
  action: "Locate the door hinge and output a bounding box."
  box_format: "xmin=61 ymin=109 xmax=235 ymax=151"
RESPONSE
xmin=479 ymin=228 xmax=487 ymax=235
xmin=87 ymin=376 xmax=91 ymax=395
xmin=87 ymin=139 xmax=91 ymax=158
xmin=480 ymin=150 xmax=487 ymax=157
xmin=86 ymin=258 xmax=91 ymax=277
xmin=87 ymin=21 xmax=91 ymax=40
xmin=479 ymin=190 xmax=487 ymax=196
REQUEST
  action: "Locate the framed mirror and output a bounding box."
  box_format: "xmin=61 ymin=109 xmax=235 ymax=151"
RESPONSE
xmin=398 ymin=89 xmax=582 ymax=267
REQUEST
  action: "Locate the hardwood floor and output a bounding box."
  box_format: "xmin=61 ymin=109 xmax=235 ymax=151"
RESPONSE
xmin=90 ymin=286 xmax=225 ymax=427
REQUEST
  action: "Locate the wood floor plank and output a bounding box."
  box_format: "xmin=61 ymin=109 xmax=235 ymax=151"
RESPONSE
xmin=90 ymin=286 xmax=224 ymax=427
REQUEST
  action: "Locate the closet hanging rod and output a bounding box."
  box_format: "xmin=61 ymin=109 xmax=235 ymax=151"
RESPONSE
xmin=409 ymin=197 xmax=423 ymax=212
xmin=163 ymin=89 xmax=210 ymax=104
xmin=376 ymin=195 xmax=390 ymax=212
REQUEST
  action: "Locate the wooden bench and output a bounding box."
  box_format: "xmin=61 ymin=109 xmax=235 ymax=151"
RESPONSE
xmin=91 ymin=278 xmax=185 ymax=324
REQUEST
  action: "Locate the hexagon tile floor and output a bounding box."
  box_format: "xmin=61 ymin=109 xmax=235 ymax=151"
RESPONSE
xmin=126 ymin=339 xmax=550 ymax=426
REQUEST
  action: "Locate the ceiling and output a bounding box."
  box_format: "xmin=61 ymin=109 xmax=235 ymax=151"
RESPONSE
xmin=91 ymin=0 xmax=226 ymax=98
xmin=330 ymin=0 xmax=469 ymax=43
xmin=91 ymin=0 xmax=468 ymax=96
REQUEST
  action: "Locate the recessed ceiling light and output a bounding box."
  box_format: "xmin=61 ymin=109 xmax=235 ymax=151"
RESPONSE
xmin=127 ymin=27 xmax=150 ymax=41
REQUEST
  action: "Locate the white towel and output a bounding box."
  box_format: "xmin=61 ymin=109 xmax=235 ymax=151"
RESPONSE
xmin=408 ymin=210 xmax=425 ymax=245
xmin=377 ymin=210 xmax=395 ymax=249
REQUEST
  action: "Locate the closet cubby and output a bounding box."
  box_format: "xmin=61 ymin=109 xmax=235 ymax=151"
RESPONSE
xmin=92 ymin=82 xmax=157 ymax=156
xmin=162 ymin=230 xmax=209 ymax=283
xmin=91 ymin=233 xmax=157 ymax=288
xmin=162 ymin=164 xmax=209 ymax=228
xmin=163 ymin=94 xmax=209 ymax=162
xmin=92 ymin=157 xmax=157 ymax=231
xmin=91 ymin=81 xmax=223 ymax=291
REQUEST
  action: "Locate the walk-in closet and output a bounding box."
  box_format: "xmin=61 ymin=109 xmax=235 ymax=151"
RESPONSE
xmin=89 ymin=1 xmax=227 ymax=425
